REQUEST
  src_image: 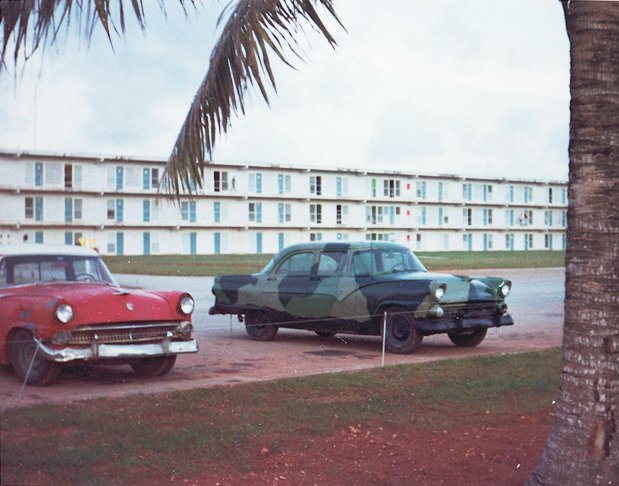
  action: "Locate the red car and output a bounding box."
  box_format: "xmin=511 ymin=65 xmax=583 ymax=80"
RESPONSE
xmin=0 ymin=244 xmax=198 ymax=385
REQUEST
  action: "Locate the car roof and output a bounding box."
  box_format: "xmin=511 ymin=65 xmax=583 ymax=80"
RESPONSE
xmin=280 ymin=241 xmax=409 ymax=253
xmin=0 ymin=244 xmax=98 ymax=258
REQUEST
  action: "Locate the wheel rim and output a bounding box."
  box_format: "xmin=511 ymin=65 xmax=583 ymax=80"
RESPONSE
xmin=17 ymin=339 xmax=46 ymax=373
xmin=390 ymin=315 xmax=411 ymax=342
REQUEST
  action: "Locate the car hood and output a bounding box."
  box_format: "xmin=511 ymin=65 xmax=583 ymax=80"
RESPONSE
xmin=370 ymin=271 xmax=507 ymax=302
xmin=3 ymin=283 xmax=181 ymax=324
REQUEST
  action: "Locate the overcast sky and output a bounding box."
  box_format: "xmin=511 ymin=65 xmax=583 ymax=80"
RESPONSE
xmin=0 ymin=0 xmax=570 ymax=181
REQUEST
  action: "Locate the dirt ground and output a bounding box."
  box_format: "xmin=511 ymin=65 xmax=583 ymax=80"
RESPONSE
xmin=134 ymin=410 xmax=551 ymax=485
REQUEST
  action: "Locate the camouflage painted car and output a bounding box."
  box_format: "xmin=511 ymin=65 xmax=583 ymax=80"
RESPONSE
xmin=210 ymin=242 xmax=513 ymax=354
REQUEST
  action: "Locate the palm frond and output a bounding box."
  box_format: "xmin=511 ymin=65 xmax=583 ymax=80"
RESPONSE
xmin=0 ymin=0 xmax=152 ymax=69
xmin=159 ymin=0 xmax=343 ymax=197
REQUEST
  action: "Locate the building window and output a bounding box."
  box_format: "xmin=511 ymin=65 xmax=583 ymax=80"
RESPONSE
xmin=25 ymin=197 xmax=33 ymax=219
xmin=214 ymin=171 xmax=229 ymax=192
xmin=64 ymin=198 xmax=82 ymax=222
xmin=336 ymin=177 xmax=348 ymax=197
xmin=462 ymin=183 xmax=472 ymax=201
xmin=115 ymin=166 xmax=124 ymax=190
xmin=278 ymin=174 xmax=291 ymax=194
xmin=143 ymin=200 xmax=151 ymax=222
xmin=525 ymin=233 xmax=534 ymax=250
xmin=506 ymin=209 xmax=514 ymax=226
xmin=249 ymin=173 xmax=263 ymax=193
xmin=214 ymin=201 xmax=221 ymax=223
xmin=64 ymin=164 xmax=73 ymax=188
xmin=523 ymin=186 xmax=533 ymax=203
xmin=143 ymin=167 xmax=159 ymax=189
xmin=505 ymin=233 xmax=515 ymax=250
xmin=180 ymin=201 xmax=196 ymax=222
xmin=561 ymin=188 xmax=567 ymax=205
xmin=438 ymin=207 xmax=444 ymax=225
xmin=483 ymin=233 xmax=493 ymax=250
xmin=415 ymin=181 xmax=426 ymax=199
xmin=336 ymin=204 xmax=348 ymax=225
xmin=278 ymin=233 xmax=285 ymax=251
xmin=256 ymin=233 xmax=263 ymax=253
xmin=520 ymin=210 xmax=533 ymax=226
xmin=310 ymin=204 xmax=322 ymax=224
xmin=420 ymin=207 xmax=427 ymax=225
xmin=545 ymin=210 xmax=553 ymax=227
xmin=561 ymin=210 xmax=567 ymax=227
xmin=34 ymin=162 xmax=44 ymax=187
xmin=483 ymin=184 xmax=493 ymax=201
xmin=545 ymin=234 xmax=554 ymax=250
xmin=463 ymin=208 xmax=472 ymax=226
xmin=310 ymin=232 xmax=323 ymax=242
xmin=438 ymin=182 xmax=444 ymax=202
xmin=278 ymin=203 xmax=291 ymax=223
xmin=508 ymin=185 xmax=514 ymax=203
xmin=249 ymin=202 xmax=262 ymax=223
xmin=548 ymin=187 xmax=553 ymax=204
xmin=385 ymin=179 xmax=401 ymax=198
xmin=310 ymin=175 xmax=322 ymax=196
xmin=25 ymin=197 xmax=48 ymax=221
xmin=108 ymin=199 xmax=123 ymax=222
xmin=483 ymin=208 xmax=493 ymax=226
xmin=371 ymin=178 xmax=377 ymax=197
xmin=34 ymin=231 xmax=44 ymax=243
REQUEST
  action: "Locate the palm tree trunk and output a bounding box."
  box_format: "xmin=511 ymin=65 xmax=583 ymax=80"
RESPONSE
xmin=528 ymin=2 xmax=619 ymax=484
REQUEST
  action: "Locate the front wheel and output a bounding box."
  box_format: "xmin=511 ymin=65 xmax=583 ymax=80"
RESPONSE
xmin=384 ymin=307 xmax=422 ymax=354
xmin=130 ymin=355 xmax=177 ymax=376
xmin=245 ymin=311 xmax=278 ymax=341
xmin=448 ymin=329 xmax=487 ymax=347
xmin=8 ymin=329 xmax=61 ymax=386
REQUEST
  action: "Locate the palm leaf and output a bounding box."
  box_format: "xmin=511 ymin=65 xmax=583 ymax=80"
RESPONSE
xmin=159 ymin=0 xmax=343 ymax=197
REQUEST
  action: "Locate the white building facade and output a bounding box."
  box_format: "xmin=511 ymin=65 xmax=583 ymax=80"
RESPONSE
xmin=0 ymin=150 xmax=568 ymax=255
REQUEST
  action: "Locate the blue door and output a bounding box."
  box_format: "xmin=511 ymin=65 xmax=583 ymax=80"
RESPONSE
xmin=190 ymin=232 xmax=197 ymax=255
xmin=143 ymin=232 xmax=151 ymax=255
xmin=214 ymin=232 xmax=221 ymax=254
xmin=116 ymin=232 xmax=124 ymax=255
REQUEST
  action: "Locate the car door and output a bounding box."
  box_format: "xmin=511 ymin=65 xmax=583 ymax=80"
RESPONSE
xmin=304 ymin=250 xmax=348 ymax=318
xmin=262 ymin=250 xmax=316 ymax=318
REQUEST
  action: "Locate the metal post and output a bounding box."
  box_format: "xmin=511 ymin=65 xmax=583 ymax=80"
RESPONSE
xmin=381 ymin=311 xmax=387 ymax=367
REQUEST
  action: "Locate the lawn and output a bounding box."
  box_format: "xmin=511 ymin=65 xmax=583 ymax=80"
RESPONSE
xmin=1 ymin=349 xmax=561 ymax=485
xmin=103 ymin=250 xmax=565 ymax=276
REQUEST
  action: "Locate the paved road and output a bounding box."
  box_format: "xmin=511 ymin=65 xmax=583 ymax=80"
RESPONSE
xmin=1 ymin=268 xmax=565 ymax=411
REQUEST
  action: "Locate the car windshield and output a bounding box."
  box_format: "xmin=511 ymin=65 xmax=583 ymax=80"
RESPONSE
xmin=0 ymin=255 xmax=118 ymax=287
xmin=352 ymin=248 xmax=426 ymax=276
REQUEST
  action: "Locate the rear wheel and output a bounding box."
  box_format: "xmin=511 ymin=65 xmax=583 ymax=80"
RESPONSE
xmin=384 ymin=307 xmax=422 ymax=354
xmin=131 ymin=355 xmax=177 ymax=376
xmin=245 ymin=311 xmax=278 ymax=341
xmin=448 ymin=328 xmax=487 ymax=347
xmin=8 ymin=329 xmax=61 ymax=386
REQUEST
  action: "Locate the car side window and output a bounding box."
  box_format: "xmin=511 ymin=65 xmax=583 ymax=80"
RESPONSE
xmin=13 ymin=261 xmax=40 ymax=284
xmin=0 ymin=260 xmax=6 ymax=286
xmin=274 ymin=252 xmax=314 ymax=276
xmin=352 ymin=251 xmax=373 ymax=276
xmin=381 ymin=251 xmax=405 ymax=272
xmin=317 ymin=252 xmax=346 ymax=277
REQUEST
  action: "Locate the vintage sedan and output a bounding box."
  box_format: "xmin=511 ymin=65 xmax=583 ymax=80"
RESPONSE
xmin=210 ymin=242 xmax=513 ymax=354
xmin=0 ymin=244 xmax=198 ymax=385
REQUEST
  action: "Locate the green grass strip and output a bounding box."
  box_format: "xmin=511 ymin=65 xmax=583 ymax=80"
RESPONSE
xmin=1 ymin=349 xmax=561 ymax=485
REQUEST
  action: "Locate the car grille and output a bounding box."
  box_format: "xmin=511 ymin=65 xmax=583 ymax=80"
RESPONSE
xmin=68 ymin=323 xmax=179 ymax=345
xmin=441 ymin=302 xmax=497 ymax=320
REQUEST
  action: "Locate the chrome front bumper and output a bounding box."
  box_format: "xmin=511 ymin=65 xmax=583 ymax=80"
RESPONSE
xmin=35 ymin=332 xmax=199 ymax=363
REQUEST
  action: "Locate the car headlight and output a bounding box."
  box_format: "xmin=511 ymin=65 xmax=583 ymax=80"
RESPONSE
xmin=179 ymin=295 xmax=195 ymax=315
xmin=433 ymin=285 xmax=446 ymax=302
xmin=55 ymin=304 xmax=74 ymax=324
xmin=499 ymin=283 xmax=511 ymax=298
